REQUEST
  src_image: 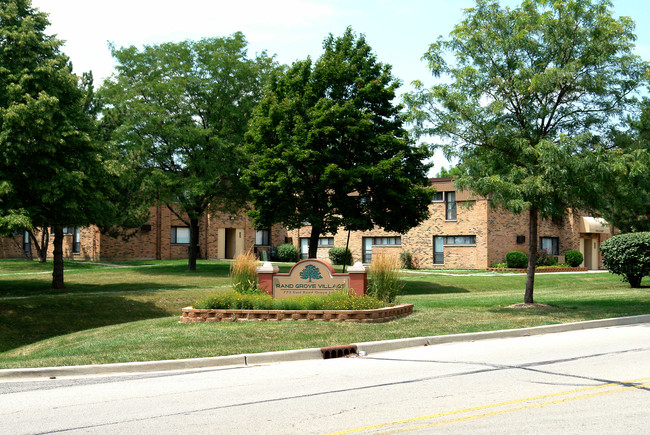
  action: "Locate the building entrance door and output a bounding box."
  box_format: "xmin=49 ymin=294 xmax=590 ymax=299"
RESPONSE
xmin=224 ymin=228 xmax=243 ymax=259
xmin=581 ymin=237 xmax=600 ymax=270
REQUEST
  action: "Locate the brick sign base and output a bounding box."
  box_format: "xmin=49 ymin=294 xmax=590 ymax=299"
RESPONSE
xmin=180 ymin=304 xmax=413 ymax=323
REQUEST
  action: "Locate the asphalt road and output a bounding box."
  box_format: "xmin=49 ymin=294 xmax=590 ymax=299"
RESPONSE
xmin=1 ymin=323 xmax=649 ymax=434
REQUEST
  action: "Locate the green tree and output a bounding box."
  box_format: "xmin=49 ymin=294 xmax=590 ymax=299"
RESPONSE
xmin=101 ymin=33 xmax=276 ymax=271
xmin=599 ymin=99 xmax=650 ymax=233
xmin=245 ymin=28 xmax=433 ymax=259
xmin=406 ymin=0 xmax=648 ymax=303
xmin=436 ymin=166 xmax=463 ymax=178
xmin=0 ymin=0 xmax=113 ymax=288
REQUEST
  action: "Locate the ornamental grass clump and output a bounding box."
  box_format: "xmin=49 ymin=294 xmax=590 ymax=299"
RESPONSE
xmin=230 ymin=250 xmax=259 ymax=294
xmin=367 ymin=252 xmax=403 ymax=303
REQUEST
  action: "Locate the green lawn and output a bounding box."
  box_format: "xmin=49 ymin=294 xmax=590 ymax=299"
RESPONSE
xmin=0 ymin=259 xmax=648 ymax=369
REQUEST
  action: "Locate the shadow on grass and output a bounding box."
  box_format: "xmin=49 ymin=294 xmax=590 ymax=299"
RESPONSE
xmin=0 ymin=294 xmax=170 ymax=353
xmin=490 ymin=297 xmax=650 ymax=318
xmin=0 ymin=279 xmax=194 ymax=298
xmin=402 ymin=280 xmax=468 ymax=295
xmin=124 ymin=261 xmax=232 ymax=277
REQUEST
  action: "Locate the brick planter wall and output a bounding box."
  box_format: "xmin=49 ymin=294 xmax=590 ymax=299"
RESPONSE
xmin=486 ymin=267 xmax=589 ymax=273
xmin=180 ymin=304 xmax=413 ymax=323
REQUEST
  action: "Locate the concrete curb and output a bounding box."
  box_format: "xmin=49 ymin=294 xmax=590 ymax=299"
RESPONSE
xmin=2 ymin=314 xmax=649 ymax=381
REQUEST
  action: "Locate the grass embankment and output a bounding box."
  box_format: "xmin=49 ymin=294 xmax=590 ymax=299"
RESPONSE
xmin=0 ymin=259 xmax=648 ymax=369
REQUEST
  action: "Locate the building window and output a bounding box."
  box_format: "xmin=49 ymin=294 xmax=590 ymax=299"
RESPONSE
xmin=432 ymin=191 xmax=443 ymax=202
xmin=171 ymin=226 xmax=190 ymax=244
xmin=362 ymin=236 xmax=401 ymax=263
xmin=445 ymin=192 xmax=457 ymax=220
xmin=540 ymin=237 xmax=559 ymax=256
xmin=433 ymin=235 xmax=477 ymax=265
xmin=318 ymin=237 xmax=334 ymax=247
xmin=372 ymin=237 xmax=401 ymax=246
xmin=300 ymin=238 xmax=309 ymax=259
xmin=73 ymin=227 xmax=81 ymax=253
xmin=255 ymin=229 xmax=270 ymax=246
xmin=433 ymin=236 xmax=444 ymax=265
xmin=442 ymin=235 xmax=476 ymax=245
xmin=62 ymin=227 xmax=74 ymax=235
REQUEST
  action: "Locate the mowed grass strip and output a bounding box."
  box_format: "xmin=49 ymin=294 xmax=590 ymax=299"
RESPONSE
xmin=0 ymin=259 xmax=648 ymax=369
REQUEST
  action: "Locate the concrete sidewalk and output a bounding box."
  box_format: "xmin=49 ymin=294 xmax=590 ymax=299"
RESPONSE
xmin=2 ymin=313 xmax=649 ymax=382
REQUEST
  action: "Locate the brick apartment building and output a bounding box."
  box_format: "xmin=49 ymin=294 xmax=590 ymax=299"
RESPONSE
xmin=0 ymin=178 xmax=610 ymax=269
xmin=0 ymin=205 xmax=288 ymax=263
xmin=287 ymin=178 xmax=611 ymax=269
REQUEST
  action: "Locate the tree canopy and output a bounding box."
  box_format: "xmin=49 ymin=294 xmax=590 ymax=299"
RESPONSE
xmin=245 ymin=28 xmax=433 ymax=258
xmin=101 ymin=33 xmax=277 ymax=270
xmin=599 ymin=99 xmax=650 ymax=233
xmin=0 ymin=0 xmax=114 ymax=288
xmin=405 ymin=0 xmax=649 ymax=303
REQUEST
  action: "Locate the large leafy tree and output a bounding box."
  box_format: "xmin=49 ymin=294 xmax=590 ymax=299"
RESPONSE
xmin=245 ymin=28 xmax=433 ymax=259
xmin=406 ymin=0 xmax=648 ymax=303
xmin=101 ymin=33 xmax=276 ymax=271
xmin=600 ymin=99 xmax=650 ymax=233
xmin=0 ymin=0 xmax=112 ymax=288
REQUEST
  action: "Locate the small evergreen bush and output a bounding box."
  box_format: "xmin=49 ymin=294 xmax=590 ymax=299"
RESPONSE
xmin=545 ymin=255 xmax=558 ymax=266
xmin=400 ymin=251 xmax=418 ymax=269
xmin=329 ymin=247 xmax=352 ymax=265
xmin=600 ymin=232 xmax=650 ymax=288
xmin=505 ymin=250 xmax=528 ymax=268
xmin=276 ymin=243 xmax=299 ymax=262
xmin=565 ymin=250 xmax=584 ymax=267
xmin=535 ymin=249 xmax=550 ymax=266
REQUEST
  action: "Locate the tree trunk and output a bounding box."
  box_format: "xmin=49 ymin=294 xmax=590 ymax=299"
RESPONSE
xmin=524 ymin=206 xmax=538 ymax=304
xmin=308 ymin=226 xmax=321 ymax=259
xmin=38 ymin=228 xmax=49 ymax=262
xmin=11 ymin=233 xmax=31 ymax=260
xmin=187 ymin=217 xmax=200 ymax=271
xmin=29 ymin=228 xmax=49 ymax=263
xmin=52 ymin=226 xmax=65 ymax=289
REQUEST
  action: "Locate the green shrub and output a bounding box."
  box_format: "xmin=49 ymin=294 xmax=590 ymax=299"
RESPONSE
xmin=230 ymin=250 xmax=259 ymax=294
xmin=545 ymin=255 xmax=558 ymax=266
xmin=193 ymin=290 xmax=384 ymax=311
xmin=601 ymin=232 xmax=650 ymax=288
xmin=367 ymin=252 xmax=403 ymax=303
xmin=535 ymin=250 xmax=553 ymax=266
xmin=400 ymin=251 xmax=418 ymax=269
xmin=328 ymin=247 xmax=352 ymax=265
xmin=490 ymin=262 xmax=507 ymax=268
xmin=276 ymin=244 xmax=299 ymax=262
xmin=505 ymin=251 xmax=528 ymax=268
xmin=565 ymin=250 xmax=584 ymax=267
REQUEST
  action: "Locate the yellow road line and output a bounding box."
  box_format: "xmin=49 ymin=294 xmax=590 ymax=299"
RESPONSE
xmin=330 ymin=377 xmax=650 ymax=434
xmin=395 ymin=381 xmax=650 ymax=433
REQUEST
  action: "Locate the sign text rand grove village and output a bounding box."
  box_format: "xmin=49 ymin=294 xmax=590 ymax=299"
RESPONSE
xmin=272 ymin=260 xmax=349 ymax=298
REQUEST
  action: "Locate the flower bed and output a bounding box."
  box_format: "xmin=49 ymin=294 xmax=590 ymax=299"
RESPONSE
xmin=180 ymin=304 xmax=413 ymax=323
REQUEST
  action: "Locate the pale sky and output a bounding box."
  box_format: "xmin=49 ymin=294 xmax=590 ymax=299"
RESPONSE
xmin=30 ymin=0 xmax=650 ymax=172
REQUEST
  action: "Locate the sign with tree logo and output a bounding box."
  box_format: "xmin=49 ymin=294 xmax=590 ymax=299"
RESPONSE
xmin=273 ymin=259 xmax=349 ymax=298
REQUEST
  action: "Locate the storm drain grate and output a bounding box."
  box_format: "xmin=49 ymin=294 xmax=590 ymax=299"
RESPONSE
xmin=321 ymin=345 xmax=358 ymax=359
